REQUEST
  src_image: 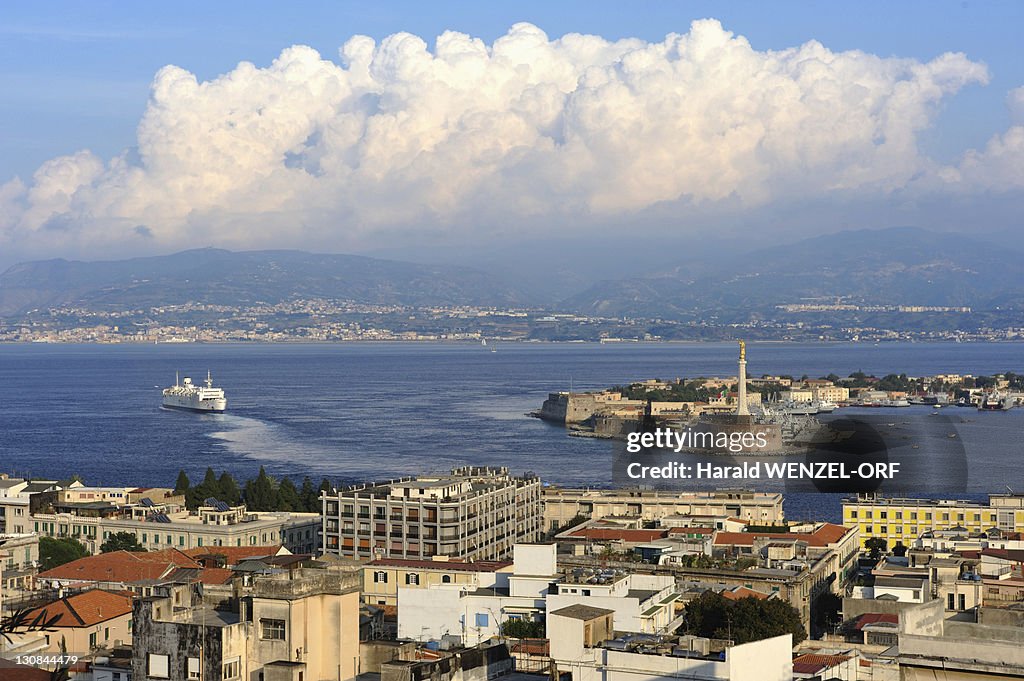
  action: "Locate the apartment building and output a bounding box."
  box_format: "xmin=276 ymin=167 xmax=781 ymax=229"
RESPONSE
xmin=546 ymin=571 xmax=678 ymax=633
xmin=132 ymin=563 xmax=361 ymax=681
xmin=397 ymin=543 xmax=558 ymax=645
xmin=542 ymin=489 xmax=784 ymax=532
xmin=321 ymin=467 xmax=542 ymax=561
xmin=362 ymin=556 xmax=512 ymax=608
xmin=842 ymin=494 xmax=1024 ymax=549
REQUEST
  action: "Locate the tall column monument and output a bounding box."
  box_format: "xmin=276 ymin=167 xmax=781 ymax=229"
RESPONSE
xmin=737 ymin=340 xmax=749 ymax=417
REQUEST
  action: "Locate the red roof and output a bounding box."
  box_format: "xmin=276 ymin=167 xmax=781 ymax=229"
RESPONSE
xmin=568 ymin=528 xmax=668 ymax=542
xmin=721 ymin=586 xmax=769 ymax=601
xmin=792 ymin=653 xmax=850 ymax=674
xmin=713 ymin=523 xmax=851 ymax=548
xmin=23 ymin=589 xmax=133 ymax=628
xmin=38 ymin=548 xmax=199 ymax=584
xmin=853 ymin=613 xmax=898 ymax=630
xmin=667 ymin=527 xmax=714 ymax=536
xmin=367 ymin=558 xmax=512 ymax=572
xmin=197 ymin=567 xmax=235 ymax=585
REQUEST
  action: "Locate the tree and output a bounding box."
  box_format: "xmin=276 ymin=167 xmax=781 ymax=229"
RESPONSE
xmin=501 ymin=619 xmax=545 ymax=638
xmin=39 ymin=537 xmax=89 ymax=571
xmin=100 ymin=532 xmax=147 ymax=553
xmin=865 ymin=537 xmax=888 ymax=561
xmin=218 ymin=471 xmax=241 ymax=506
xmin=682 ymin=591 xmax=805 ymax=645
xmin=891 ymin=542 xmax=908 ymax=558
xmin=193 ymin=467 xmax=222 ymax=502
xmin=300 ymin=477 xmax=319 ymax=513
xmin=174 ymin=470 xmax=191 ymax=495
xmin=277 ymin=477 xmax=301 ymax=512
xmin=244 ymin=466 xmax=278 ymax=511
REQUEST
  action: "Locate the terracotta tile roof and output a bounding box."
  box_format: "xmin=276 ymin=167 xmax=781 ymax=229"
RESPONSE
xmin=721 ymin=586 xmax=769 ymax=601
xmin=183 ymin=545 xmax=284 ymax=566
xmin=667 ymin=527 xmax=714 ymax=536
xmin=367 ymin=558 xmax=512 ymax=572
xmin=567 ymin=528 xmax=668 ymax=542
xmin=197 ymin=567 xmax=235 ymax=585
xmin=792 ymin=653 xmax=850 ymax=674
xmin=853 ymin=613 xmax=898 ymax=630
xmin=23 ymin=589 xmax=132 ymax=628
xmin=38 ymin=549 xmax=200 ymax=584
xmin=713 ymin=523 xmax=851 ymax=548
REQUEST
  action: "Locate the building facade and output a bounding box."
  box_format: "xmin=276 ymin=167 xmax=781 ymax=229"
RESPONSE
xmin=321 ymin=467 xmax=542 ymax=561
xmin=542 ymin=489 xmax=784 ymax=532
xmin=842 ymin=494 xmax=1024 ymax=549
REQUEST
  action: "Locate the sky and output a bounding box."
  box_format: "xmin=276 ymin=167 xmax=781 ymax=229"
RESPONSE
xmin=1 ymin=1 xmax=1022 ymax=271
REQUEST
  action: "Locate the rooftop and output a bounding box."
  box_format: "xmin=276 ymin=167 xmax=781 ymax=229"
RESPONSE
xmin=24 ymin=589 xmax=132 ymax=628
xmin=367 ymin=558 xmax=512 ymax=572
xmin=550 ymin=604 xmax=615 ymax=621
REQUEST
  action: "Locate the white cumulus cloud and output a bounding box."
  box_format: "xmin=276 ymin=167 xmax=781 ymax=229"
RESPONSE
xmin=0 ymin=19 xmax=1020 ymax=261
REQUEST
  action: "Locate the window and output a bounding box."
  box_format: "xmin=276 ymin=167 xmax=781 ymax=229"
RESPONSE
xmin=223 ymin=657 xmax=241 ymax=680
xmin=188 ymin=657 xmax=201 ymax=679
xmin=850 ymin=511 xmax=858 ymax=519
xmin=89 ymin=632 xmax=97 ymax=647
xmin=948 ymin=593 xmax=955 ymax=610
xmin=405 ymin=573 xmax=419 ymax=585
xmin=958 ymin=594 xmax=965 ymax=610
xmin=442 ymin=574 xmax=452 ymax=583
xmin=260 ymin=618 xmax=286 ymax=640
xmin=475 ymin=613 xmax=489 ymax=627
xmin=148 ymin=653 xmax=170 ymax=678
xmin=913 ymin=590 xmax=921 ymax=600
xmin=374 ymin=571 xmax=388 ymax=584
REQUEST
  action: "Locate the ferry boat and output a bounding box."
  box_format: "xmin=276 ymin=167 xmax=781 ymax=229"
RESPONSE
xmin=162 ymin=371 xmax=227 ymax=413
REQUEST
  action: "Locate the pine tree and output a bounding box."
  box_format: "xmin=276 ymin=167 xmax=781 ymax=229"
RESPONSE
xmin=193 ymin=467 xmax=222 ymax=504
xmin=278 ymin=477 xmax=301 ymax=511
xmin=245 ymin=466 xmax=278 ymax=511
xmin=299 ymin=477 xmax=318 ymax=513
xmin=218 ymin=471 xmax=241 ymax=505
xmin=174 ymin=470 xmax=191 ymax=495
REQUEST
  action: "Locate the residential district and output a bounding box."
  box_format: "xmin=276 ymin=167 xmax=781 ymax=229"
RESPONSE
xmin=3 ymin=466 xmax=1024 ymax=680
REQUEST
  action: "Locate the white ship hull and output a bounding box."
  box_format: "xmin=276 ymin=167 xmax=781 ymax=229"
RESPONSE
xmin=162 ymin=394 xmax=226 ymax=413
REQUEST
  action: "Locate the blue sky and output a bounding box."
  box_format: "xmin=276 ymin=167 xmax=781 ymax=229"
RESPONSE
xmin=1 ymin=1 xmax=1022 ymax=267
xmin=2 ymin=0 xmax=1022 ymax=180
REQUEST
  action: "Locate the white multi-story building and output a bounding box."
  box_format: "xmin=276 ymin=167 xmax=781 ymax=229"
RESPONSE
xmin=398 ymin=543 xmax=558 ymax=645
xmin=322 ymin=467 xmax=542 ymax=561
xmin=547 ymin=571 xmax=678 ymax=633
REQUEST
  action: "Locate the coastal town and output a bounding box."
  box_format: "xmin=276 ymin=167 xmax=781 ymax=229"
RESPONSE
xmin=5 ymin=299 xmax=1024 ymax=344
xmin=3 ymin=466 xmax=1024 ymax=680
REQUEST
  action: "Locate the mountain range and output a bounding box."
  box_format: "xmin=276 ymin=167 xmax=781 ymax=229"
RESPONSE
xmin=0 ymin=249 xmax=531 ymax=316
xmin=1 ymin=227 xmax=1022 ymax=318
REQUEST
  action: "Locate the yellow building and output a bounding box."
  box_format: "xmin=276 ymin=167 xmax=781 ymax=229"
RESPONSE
xmin=842 ymin=494 xmax=1024 ymax=549
xmin=20 ymin=589 xmax=133 ymax=654
xmin=362 ymin=556 xmax=513 ymax=607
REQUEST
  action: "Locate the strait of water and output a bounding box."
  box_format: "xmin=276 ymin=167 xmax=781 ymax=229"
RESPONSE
xmin=2 ymin=341 xmax=1023 ymax=522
